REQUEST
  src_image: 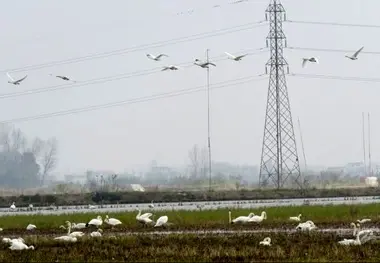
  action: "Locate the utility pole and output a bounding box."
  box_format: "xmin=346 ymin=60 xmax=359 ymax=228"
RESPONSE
xmin=362 ymin=112 xmax=367 ymax=176
xmin=259 ymin=0 xmax=301 ymax=189
xmin=206 ymin=49 xmax=213 ymax=192
xmin=368 ymin=112 xmax=372 ymax=176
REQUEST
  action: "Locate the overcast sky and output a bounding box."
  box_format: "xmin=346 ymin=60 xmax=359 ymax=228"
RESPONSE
xmin=0 ymin=0 xmax=379 ymax=175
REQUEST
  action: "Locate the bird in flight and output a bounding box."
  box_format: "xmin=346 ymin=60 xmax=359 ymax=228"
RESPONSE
xmin=302 ymin=57 xmax=319 ymax=68
xmin=162 ymin=65 xmax=180 ymax=71
xmin=6 ymin=72 xmax=28 ymax=85
xmin=146 ymin=54 xmax=168 ymax=61
xmin=49 ymin=74 xmax=75 ymax=82
xmin=345 ymin=46 xmax=364 ymax=60
xmin=194 ymin=59 xmax=216 ymax=68
xmin=225 ymin=52 xmax=248 ymax=61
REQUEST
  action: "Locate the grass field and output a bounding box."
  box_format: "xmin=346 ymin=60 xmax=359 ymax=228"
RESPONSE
xmin=1 ymin=203 xmax=379 ymax=233
xmin=1 ymin=233 xmax=379 ymax=262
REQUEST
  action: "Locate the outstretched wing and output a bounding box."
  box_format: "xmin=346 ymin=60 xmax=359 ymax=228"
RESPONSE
xmin=225 ymin=52 xmax=236 ymax=59
xmin=157 ymin=54 xmax=168 ymax=59
xmin=15 ymin=75 xmax=28 ymax=84
xmin=236 ymin=54 xmax=248 ymax=60
xmin=302 ymin=59 xmax=308 ymax=68
xmin=6 ymin=72 xmax=15 ymax=82
xmin=353 ymin=46 xmax=364 ymax=58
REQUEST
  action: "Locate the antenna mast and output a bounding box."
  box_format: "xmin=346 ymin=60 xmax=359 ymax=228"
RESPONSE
xmin=259 ymin=0 xmax=301 ymax=189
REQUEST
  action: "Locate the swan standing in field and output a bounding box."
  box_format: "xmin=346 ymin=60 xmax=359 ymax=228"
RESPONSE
xmin=105 ymin=215 xmax=122 ymax=228
xmin=259 ymin=237 xmax=272 ymax=246
xmin=357 ymin=218 xmax=371 ymax=224
xmin=86 ymin=215 xmax=102 ymax=228
xmin=136 ymin=209 xmax=154 ymax=225
xmin=7 ymin=73 xmax=28 ymax=85
xmin=228 ymin=211 xmax=255 ymax=224
xmin=248 ymin=211 xmax=267 ymax=223
xmin=194 ymin=59 xmax=216 ymax=68
xmin=26 ymin=224 xmax=36 ymax=231
xmin=225 ymin=52 xmax=248 ymax=61
xmin=154 ymin=216 xmax=172 ymax=227
xmin=64 ymin=221 xmax=85 ymax=238
xmin=90 ymin=229 xmax=103 ymax=237
xmin=346 ymin=46 xmax=364 ymax=60
xmin=10 ymin=202 xmax=16 ymax=211
xmin=289 ymin=214 xmax=302 ymax=222
xmin=302 ymin=57 xmax=318 ymax=68
xmin=148 ymin=201 xmax=155 ymax=209
xmin=146 ymin=53 xmax=168 ymax=61
xmin=9 ymin=242 xmax=34 ymax=251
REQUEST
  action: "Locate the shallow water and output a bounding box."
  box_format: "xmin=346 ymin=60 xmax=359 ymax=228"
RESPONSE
xmin=0 ymin=195 xmax=378 ymax=216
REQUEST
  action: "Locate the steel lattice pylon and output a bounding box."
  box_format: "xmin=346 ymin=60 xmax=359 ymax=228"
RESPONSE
xmin=259 ymin=0 xmax=301 ymax=189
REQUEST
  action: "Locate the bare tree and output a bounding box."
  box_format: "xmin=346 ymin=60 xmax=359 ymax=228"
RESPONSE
xmin=30 ymin=137 xmax=44 ymax=157
xmin=188 ymin=144 xmax=199 ymax=178
xmin=40 ymin=137 xmax=58 ymax=186
xmin=199 ymin=146 xmax=208 ymax=178
xmin=0 ymin=124 xmax=26 ymax=153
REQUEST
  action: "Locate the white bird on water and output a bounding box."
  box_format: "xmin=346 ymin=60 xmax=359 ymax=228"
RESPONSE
xmin=228 ymin=211 xmax=255 ymax=224
xmin=302 ymin=57 xmax=318 ymax=68
xmin=26 ymin=224 xmax=36 ymax=231
xmin=162 ymin=65 xmax=180 ymax=71
xmin=146 ymin=53 xmax=168 ymax=61
xmin=7 ymin=73 xmax=28 ymax=85
xmin=345 ymin=46 xmax=364 ymax=60
xmin=259 ymin=237 xmax=272 ymax=246
xmin=148 ymin=201 xmax=155 ymax=208
xmin=225 ymin=52 xmax=248 ymax=61
xmin=289 ymin=214 xmax=302 ymax=222
xmin=194 ymin=59 xmax=216 ymax=68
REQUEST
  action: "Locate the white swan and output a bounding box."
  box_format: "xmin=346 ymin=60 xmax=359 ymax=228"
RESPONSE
xmin=346 ymin=46 xmax=364 ymax=60
xmin=146 ymin=53 xmax=168 ymax=61
xmin=9 ymin=242 xmax=34 ymax=250
xmin=64 ymin=221 xmax=84 ymax=238
xmin=228 ymin=211 xmax=255 ymax=224
xmin=194 ymin=59 xmax=216 ymax=68
xmin=71 ymin=222 xmax=87 ymax=229
xmin=149 ymin=200 xmax=155 ymax=208
xmin=89 ymin=205 xmax=96 ymax=209
xmin=357 ymin=218 xmax=371 ymax=224
xmin=248 ymin=211 xmax=267 ymax=223
xmin=296 ymin=220 xmax=316 ymax=231
xmin=2 ymin=237 xmax=25 ymax=244
xmin=7 ymin=73 xmax=28 ymax=85
xmin=54 ymin=236 xmax=77 ymax=242
xmin=26 ymin=224 xmax=36 ymax=231
xmin=90 ymin=229 xmax=103 ymax=237
xmin=302 ymin=57 xmax=318 ymax=68
xmin=353 ymin=223 xmax=373 ymax=237
xmin=338 ymin=234 xmax=362 ymax=246
xmin=0 ymin=228 xmax=3 ymax=231
xmin=10 ymin=202 xmax=16 ymax=211
xmin=259 ymin=237 xmax=271 ymax=246
xmin=289 ymin=214 xmax=302 ymax=222
xmin=86 ymin=215 xmax=102 ymax=228
xmin=105 ymin=215 xmax=122 ymax=227
xmin=225 ymin=52 xmax=248 ymax=61
xmin=154 ymin=216 xmax=170 ymax=227
xmin=136 ymin=209 xmax=153 ymax=225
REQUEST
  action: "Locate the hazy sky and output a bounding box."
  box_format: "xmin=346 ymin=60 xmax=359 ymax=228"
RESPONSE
xmin=0 ymin=0 xmax=379 ymax=175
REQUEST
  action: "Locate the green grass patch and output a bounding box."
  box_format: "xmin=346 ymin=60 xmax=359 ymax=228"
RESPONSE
xmin=1 ymin=203 xmax=379 ymax=231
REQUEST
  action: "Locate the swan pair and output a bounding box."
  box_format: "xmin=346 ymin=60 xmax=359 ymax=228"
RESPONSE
xmin=59 ymin=221 xmax=85 ymax=238
xmin=350 ymin=222 xmax=373 ymax=239
xmin=338 ymin=230 xmax=374 ymax=246
xmin=229 ymin=211 xmax=267 ymax=224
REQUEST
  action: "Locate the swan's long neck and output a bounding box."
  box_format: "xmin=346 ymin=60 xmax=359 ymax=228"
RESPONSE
xmin=137 ymin=210 xmax=141 ymax=217
xmin=229 ymin=212 xmax=232 ymax=224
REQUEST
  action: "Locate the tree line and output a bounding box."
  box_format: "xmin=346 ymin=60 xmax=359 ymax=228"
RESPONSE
xmin=0 ymin=124 xmax=58 ymax=188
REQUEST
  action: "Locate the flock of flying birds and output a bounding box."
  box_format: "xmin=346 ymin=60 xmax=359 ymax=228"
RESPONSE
xmin=6 ymin=72 xmax=74 ymax=86
xmin=302 ymin=46 xmax=365 ymax=68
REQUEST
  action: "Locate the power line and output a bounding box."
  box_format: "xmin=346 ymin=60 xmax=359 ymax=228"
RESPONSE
xmin=4 ymin=21 xmax=267 ymax=74
xmin=0 ymin=48 xmax=267 ymax=100
xmin=0 ymin=75 xmax=267 ymax=125
xmin=286 ymin=46 xmax=380 ymax=56
xmin=289 ymin=73 xmax=380 ymax=83
xmin=286 ymin=20 xmax=380 ymax=29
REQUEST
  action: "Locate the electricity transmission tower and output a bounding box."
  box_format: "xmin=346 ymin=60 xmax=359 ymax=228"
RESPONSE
xmin=259 ymin=0 xmax=302 ymax=189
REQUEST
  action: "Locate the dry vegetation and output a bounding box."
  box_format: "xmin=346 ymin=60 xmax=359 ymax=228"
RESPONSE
xmin=1 ymin=233 xmax=379 ymax=262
